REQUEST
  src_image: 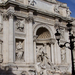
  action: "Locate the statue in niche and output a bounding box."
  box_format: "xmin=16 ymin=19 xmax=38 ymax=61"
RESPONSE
xmin=66 ymin=8 xmax=71 ymax=17
xmin=16 ymin=20 xmax=24 ymax=32
xmin=36 ymin=46 xmax=55 ymax=75
xmin=16 ymin=41 xmax=24 ymax=61
xmin=61 ymin=48 xmax=66 ymax=63
xmin=37 ymin=46 xmax=53 ymax=67
xmin=59 ymin=28 xmax=65 ymax=39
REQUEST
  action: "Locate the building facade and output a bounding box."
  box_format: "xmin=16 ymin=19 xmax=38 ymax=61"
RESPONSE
xmin=0 ymin=0 xmax=74 ymax=75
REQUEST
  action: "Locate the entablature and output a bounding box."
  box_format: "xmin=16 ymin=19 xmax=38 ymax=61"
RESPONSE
xmin=0 ymin=0 xmax=74 ymax=23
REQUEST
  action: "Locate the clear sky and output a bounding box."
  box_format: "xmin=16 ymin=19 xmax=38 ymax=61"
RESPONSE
xmin=57 ymin=0 xmax=75 ymax=18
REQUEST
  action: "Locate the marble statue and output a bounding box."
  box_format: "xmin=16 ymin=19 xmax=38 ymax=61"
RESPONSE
xmin=16 ymin=41 xmax=24 ymax=61
xmin=28 ymin=0 xmax=36 ymax=6
xmin=0 ymin=0 xmax=72 ymax=74
xmin=36 ymin=46 xmax=55 ymax=75
xmin=54 ymin=4 xmax=60 ymax=13
xmin=61 ymin=48 xmax=66 ymax=63
xmin=66 ymin=8 xmax=71 ymax=17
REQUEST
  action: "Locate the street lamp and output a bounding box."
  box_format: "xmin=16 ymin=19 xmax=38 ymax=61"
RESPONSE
xmin=55 ymin=22 xmax=75 ymax=75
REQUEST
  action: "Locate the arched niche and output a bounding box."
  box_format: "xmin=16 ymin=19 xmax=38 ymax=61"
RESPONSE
xmin=33 ymin=24 xmax=53 ymax=38
xmin=33 ymin=24 xmax=55 ymax=64
xmin=35 ymin=27 xmax=52 ymax=63
xmin=36 ymin=27 xmax=51 ymax=40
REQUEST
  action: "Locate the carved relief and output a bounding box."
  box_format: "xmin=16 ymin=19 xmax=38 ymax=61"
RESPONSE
xmin=28 ymin=0 xmax=36 ymax=6
xmin=21 ymin=71 xmax=29 ymax=75
xmin=35 ymin=44 xmax=69 ymax=74
xmin=36 ymin=45 xmax=56 ymax=75
xmin=15 ymin=19 xmax=25 ymax=32
xmin=15 ymin=39 xmax=24 ymax=61
xmin=59 ymin=28 xmax=65 ymax=39
xmin=29 ymin=70 xmax=36 ymax=75
xmin=66 ymin=8 xmax=71 ymax=17
xmin=61 ymin=48 xmax=66 ymax=63
xmin=54 ymin=4 xmax=60 ymax=13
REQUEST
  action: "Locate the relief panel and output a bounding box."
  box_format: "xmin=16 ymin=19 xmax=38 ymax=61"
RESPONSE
xmin=61 ymin=48 xmax=66 ymax=64
xmin=15 ymin=19 xmax=25 ymax=32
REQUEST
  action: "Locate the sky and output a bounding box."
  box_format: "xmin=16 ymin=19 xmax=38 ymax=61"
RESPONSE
xmin=57 ymin=0 xmax=75 ymax=18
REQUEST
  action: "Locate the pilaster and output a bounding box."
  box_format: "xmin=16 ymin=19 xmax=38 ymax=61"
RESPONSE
xmin=50 ymin=38 xmax=55 ymax=64
xmin=25 ymin=11 xmax=34 ymax=63
xmin=8 ymin=13 xmax=14 ymax=63
xmin=51 ymin=44 xmax=54 ymax=64
xmin=57 ymin=43 xmax=61 ymax=64
xmin=54 ymin=42 xmax=57 ymax=64
xmin=0 ymin=40 xmax=3 ymax=63
xmin=3 ymin=14 xmax=9 ymax=63
xmin=33 ymin=35 xmax=37 ymax=63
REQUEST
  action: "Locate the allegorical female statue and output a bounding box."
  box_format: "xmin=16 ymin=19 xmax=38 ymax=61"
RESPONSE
xmin=16 ymin=41 xmax=24 ymax=61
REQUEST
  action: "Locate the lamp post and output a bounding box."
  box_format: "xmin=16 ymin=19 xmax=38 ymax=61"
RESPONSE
xmin=55 ymin=22 xmax=75 ymax=75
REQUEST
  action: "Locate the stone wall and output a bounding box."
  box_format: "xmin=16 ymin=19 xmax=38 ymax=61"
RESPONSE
xmin=0 ymin=0 xmax=74 ymax=75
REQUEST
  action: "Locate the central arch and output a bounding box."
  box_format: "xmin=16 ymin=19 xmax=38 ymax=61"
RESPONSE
xmin=36 ymin=27 xmax=51 ymax=40
xmin=35 ymin=27 xmax=52 ymax=64
xmin=33 ymin=24 xmax=53 ymax=38
xmin=33 ymin=24 xmax=55 ymax=65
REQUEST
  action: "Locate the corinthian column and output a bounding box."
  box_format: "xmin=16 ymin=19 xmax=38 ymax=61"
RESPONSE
xmin=8 ymin=14 xmax=14 ymax=63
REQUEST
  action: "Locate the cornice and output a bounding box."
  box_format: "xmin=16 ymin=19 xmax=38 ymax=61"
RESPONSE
xmin=43 ymin=0 xmax=57 ymax=4
xmin=43 ymin=0 xmax=68 ymax=8
xmin=0 ymin=0 xmax=73 ymax=22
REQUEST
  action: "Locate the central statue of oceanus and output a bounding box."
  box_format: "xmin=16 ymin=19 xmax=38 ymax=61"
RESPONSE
xmin=35 ymin=46 xmax=57 ymax=75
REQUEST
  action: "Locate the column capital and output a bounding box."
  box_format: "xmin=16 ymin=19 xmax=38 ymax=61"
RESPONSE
xmin=3 ymin=14 xmax=8 ymax=21
xmin=8 ymin=13 xmax=14 ymax=19
xmin=25 ymin=16 xmax=34 ymax=24
xmin=49 ymin=38 xmax=56 ymax=44
xmin=6 ymin=6 xmax=14 ymax=19
xmin=25 ymin=11 xmax=34 ymax=24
